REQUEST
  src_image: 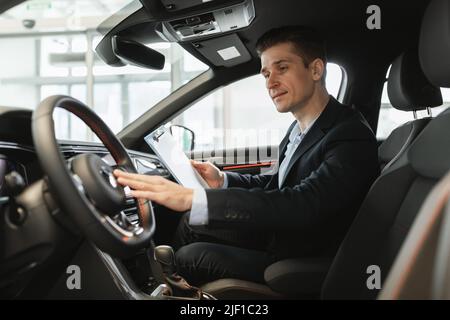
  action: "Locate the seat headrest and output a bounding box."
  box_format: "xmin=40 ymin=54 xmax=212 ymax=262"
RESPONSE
xmin=409 ymin=107 xmax=450 ymax=179
xmin=387 ymin=49 xmax=442 ymax=111
xmin=419 ymin=0 xmax=450 ymax=87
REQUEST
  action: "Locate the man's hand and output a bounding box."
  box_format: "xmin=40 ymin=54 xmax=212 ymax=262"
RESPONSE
xmin=191 ymin=160 xmax=225 ymax=189
xmin=113 ymin=170 xmax=193 ymax=212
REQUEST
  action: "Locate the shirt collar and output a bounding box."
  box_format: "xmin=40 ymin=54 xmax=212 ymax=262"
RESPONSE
xmin=289 ymin=113 xmax=321 ymax=142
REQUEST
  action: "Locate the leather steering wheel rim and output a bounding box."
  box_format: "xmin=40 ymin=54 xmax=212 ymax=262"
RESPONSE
xmin=32 ymin=95 xmax=155 ymax=257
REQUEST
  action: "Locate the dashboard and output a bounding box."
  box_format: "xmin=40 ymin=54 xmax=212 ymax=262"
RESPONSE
xmin=0 ymin=106 xmax=170 ymax=224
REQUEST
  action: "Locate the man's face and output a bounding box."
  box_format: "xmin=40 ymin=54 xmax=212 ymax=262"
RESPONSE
xmin=260 ymin=42 xmax=316 ymax=114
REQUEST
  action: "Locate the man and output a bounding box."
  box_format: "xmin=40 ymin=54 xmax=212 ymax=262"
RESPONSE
xmin=114 ymin=26 xmax=380 ymax=286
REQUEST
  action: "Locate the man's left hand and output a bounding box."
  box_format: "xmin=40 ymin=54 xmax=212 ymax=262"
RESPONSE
xmin=113 ymin=169 xmax=193 ymax=212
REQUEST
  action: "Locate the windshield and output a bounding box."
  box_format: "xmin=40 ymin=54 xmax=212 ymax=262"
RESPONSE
xmin=0 ymin=0 xmax=208 ymax=142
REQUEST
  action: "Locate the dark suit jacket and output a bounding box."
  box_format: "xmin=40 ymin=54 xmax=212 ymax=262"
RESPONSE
xmin=205 ymin=96 xmax=380 ymax=259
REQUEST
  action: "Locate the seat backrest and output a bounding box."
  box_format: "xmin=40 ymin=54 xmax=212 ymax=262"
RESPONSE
xmin=322 ymin=108 xmax=450 ymax=300
xmin=379 ymin=49 xmax=442 ymax=172
xmin=321 ymin=0 xmax=450 ymax=299
xmin=378 ymin=170 xmax=450 ymax=300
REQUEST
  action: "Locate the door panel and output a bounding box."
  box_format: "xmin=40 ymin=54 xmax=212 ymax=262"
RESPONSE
xmin=188 ymin=145 xmax=278 ymax=175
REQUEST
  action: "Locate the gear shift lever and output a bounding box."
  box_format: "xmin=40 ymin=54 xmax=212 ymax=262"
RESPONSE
xmin=153 ymin=245 xmax=215 ymax=299
xmin=154 ymin=245 xmax=176 ymax=275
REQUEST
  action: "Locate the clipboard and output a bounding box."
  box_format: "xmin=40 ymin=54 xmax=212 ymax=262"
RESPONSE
xmin=144 ymin=128 xmax=210 ymax=189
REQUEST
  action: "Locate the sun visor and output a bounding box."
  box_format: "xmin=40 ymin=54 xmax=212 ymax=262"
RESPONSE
xmin=193 ymin=33 xmax=251 ymax=67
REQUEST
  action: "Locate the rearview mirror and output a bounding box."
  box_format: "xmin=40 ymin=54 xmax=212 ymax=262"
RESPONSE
xmin=112 ymin=35 xmax=165 ymax=70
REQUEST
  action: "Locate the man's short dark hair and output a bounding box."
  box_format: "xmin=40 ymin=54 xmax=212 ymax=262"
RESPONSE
xmin=256 ymin=26 xmax=327 ymax=67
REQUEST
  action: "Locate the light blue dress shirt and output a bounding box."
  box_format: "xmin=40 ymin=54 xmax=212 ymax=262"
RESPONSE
xmin=277 ymin=118 xmax=318 ymax=187
xmin=189 ymin=117 xmax=319 ymax=226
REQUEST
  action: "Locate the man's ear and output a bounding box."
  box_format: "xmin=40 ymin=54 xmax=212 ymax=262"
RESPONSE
xmin=310 ymin=58 xmax=325 ymax=82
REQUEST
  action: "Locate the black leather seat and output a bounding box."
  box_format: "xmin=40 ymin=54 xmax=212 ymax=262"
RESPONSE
xmin=378 ymin=0 xmax=450 ymax=300
xmin=321 ymin=0 xmax=450 ymax=299
xmin=201 ymin=255 xmax=332 ymax=299
xmin=378 ymin=48 xmax=442 ymax=172
xmin=379 ymin=170 xmax=450 ymax=300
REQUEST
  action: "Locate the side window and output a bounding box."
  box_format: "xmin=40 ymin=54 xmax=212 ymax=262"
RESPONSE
xmin=377 ymin=66 xmax=450 ymax=140
xmin=170 ymin=63 xmax=344 ymax=152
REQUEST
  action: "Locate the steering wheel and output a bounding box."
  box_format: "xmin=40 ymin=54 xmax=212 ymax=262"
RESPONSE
xmin=32 ymin=95 xmax=155 ymax=257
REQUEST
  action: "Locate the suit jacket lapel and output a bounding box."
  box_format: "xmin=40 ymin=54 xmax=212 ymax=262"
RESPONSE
xmin=278 ymin=121 xmax=297 ymax=163
xmin=265 ymin=121 xmax=296 ymax=189
xmin=279 ymin=97 xmax=342 ymax=187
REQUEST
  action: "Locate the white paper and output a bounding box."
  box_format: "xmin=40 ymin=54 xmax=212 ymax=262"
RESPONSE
xmin=144 ymin=128 xmax=209 ymax=189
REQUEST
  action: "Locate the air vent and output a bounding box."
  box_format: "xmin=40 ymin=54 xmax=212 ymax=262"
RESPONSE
xmin=134 ymin=157 xmax=170 ymax=177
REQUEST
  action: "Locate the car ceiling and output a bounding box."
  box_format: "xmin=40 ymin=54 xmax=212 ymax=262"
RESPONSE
xmin=0 ymin=0 xmax=430 ymax=72
xmin=242 ymin=0 xmax=429 ymax=68
xmin=94 ymin=0 xmax=430 ymax=74
xmin=0 ymin=0 xmax=23 ymax=14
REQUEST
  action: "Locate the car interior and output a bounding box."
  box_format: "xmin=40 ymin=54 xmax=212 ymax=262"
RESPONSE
xmin=0 ymin=0 xmax=450 ymax=300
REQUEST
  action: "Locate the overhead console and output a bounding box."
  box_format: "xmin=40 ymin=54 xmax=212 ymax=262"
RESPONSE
xmin=158 ymin=0 xmax=255 ymax=42
xmin=160 ymin=0 xmax=223 ymax=12
xmin=95 ymin=0 xmax=256 ymax=68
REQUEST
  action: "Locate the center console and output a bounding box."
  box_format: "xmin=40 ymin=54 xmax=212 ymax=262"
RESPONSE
xmin=46 ymin=241 xmax=215 ymax=300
